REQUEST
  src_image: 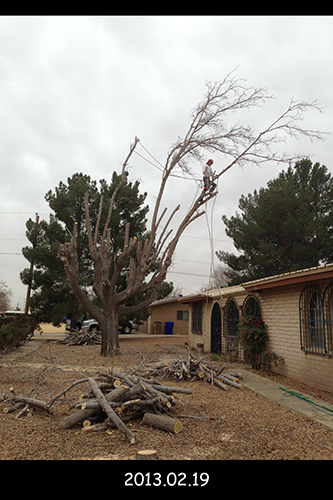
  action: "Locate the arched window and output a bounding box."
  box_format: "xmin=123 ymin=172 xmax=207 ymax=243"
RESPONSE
xmin=299 ymin=286 xmax=325 ymax=354
xmin=223 ymin=298 xmax=239 ymax=337
xmin=323 ymin=283 xmax=333 ymax=354
xmin=242 ymin=295 xmax=262 ymax=319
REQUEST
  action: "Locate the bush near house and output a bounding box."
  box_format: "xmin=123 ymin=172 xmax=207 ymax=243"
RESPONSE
xmin=237 ymin=315 xmax=284 ymax=371
xmin=0 ymin=315 xmax=39 ymax=351
xmin=237 ymin=315 xmax=268 ymax=364
xmin=255 ymin=350 xmax=285 ymax=373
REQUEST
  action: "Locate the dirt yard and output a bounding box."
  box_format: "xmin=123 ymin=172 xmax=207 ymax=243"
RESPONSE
xmin=1 ymin=336 xmax=333 ymax=460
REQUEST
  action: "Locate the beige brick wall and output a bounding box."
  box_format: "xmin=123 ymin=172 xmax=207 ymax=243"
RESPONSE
xmin=188 ymin=279 xmax=333 ymax=393
xmin=189 ymin=292 xmax=248 ymax=354
xmin=259 ymin=278 xmax=333 ymax=393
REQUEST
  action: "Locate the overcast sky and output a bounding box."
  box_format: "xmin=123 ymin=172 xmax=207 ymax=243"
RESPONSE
xmin=1 ymin=15 xmax=332 ymax=310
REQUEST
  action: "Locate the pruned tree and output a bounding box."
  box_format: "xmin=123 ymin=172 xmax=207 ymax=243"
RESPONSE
xmin=21 ymin=172 xmax=155 ymax=327
xmin=58 ymin=71 xmax=328 ymax=356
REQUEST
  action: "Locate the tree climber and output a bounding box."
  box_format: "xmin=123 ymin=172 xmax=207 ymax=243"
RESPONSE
xmin=202 ymin=159 xmax=217 ymax=193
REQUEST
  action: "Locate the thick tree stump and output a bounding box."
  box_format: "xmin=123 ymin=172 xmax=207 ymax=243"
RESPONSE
xmin=136 ymin=449 xmax=159 ymax=460
xmin=143 ymin=413 xmax=182 ymax=433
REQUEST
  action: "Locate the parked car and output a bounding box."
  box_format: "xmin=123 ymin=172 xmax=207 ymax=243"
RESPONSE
xmin=81 ymin=318 xmax=101 ymax=333
xmin=81 ymin=317 xmax=136 ymax=334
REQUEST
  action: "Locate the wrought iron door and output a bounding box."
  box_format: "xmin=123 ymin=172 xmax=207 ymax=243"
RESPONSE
xmin=211 ymin=302 xmax=221 ymax=354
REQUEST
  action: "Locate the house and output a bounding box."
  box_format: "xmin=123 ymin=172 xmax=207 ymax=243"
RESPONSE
xmin=148 ymin=296 xmax=190 ymax=335
xmin=179 ymin=263 xmax=333 ymax=393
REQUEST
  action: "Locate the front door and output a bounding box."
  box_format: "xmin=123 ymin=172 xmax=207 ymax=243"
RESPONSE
xmin=211 ymin=302 xmax=221 ymax=354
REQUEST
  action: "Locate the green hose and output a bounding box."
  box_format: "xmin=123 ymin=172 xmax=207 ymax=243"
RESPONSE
xmin=279 ymin=386 xmax=333 ymax=414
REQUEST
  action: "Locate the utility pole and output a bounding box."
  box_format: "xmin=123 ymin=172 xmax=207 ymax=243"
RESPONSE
xmin=24 ymin=213 xmax=39 ymax=314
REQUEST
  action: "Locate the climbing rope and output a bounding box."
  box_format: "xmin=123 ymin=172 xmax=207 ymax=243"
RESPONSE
xmin=204 ymin=177 xmax=218 ymax=289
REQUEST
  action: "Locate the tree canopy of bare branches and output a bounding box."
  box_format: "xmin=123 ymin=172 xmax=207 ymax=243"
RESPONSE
xmin=0 ymin=280 xmax=12 ymax=313
xmin=58 ymin=71 xmax=328 ymax=356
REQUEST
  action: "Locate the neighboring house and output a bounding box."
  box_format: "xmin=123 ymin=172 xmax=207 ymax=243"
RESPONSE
xmin=179 ymin=263 xmax=333 ymax=393
xmin=148 ymin=296 xmax=190 ymax=335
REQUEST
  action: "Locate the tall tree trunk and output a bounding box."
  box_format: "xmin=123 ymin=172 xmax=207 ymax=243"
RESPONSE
xmin=101 ymin=306 xmax=119 ymax=357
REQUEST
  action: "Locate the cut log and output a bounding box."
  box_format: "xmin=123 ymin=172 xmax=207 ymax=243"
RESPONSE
xmin=212 ymin=377 xmax=228 ymax=390
xmin=3 ymin=402 xmax=23 ymax=414
xmin=16 ymin=404 xmax=29 ymax=419
xmin=5 ymin=393 xmax=52 ymax=413
xmin=151 ymin=384 xmax=193 ymax=395
xmin=220 ymin=376 xmax=243 ymax=389
xmin=62 ymin=408 xmax=98 ymax=429
xmin=227 ymin=372 xmax=243 ymax=379
xmin=80 ymin=400 xmax=120 ymax=410
xmin=121 ymin=398 xmax=142 ymax=412
xmin=143 ymin=413 xmax=182 ymax=433
xmin=81 ymin=421 xmax=109 ymax=433
xmin=136 ymin=449 xmax=159 ymax=460
xmin=106 ymin=384 xmax=131 ymax=403
xmin=3 ymin=406 xmax=16 ymax=414
xmin=88 ymin=378 xmax=138 ymax=444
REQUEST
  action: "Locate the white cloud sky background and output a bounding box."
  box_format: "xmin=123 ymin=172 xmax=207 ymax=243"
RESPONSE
xmin=0 ymin=16 xmax=332 ymax=309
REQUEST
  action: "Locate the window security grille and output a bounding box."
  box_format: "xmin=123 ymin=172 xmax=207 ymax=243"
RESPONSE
xmin=299 ymin=284 xmax=333 ymax=355
xmin=223 ymin=298 xmax=239 ymax=337
xmin=242 ymin=295 xmax=262 ymax=319
xmin=191 ymin=302 xmax=203 ymax=334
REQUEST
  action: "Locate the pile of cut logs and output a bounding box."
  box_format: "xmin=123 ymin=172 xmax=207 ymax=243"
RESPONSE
xmin=55 ymin=330 xmax=102 ymax=346
xmin=142 ymin=344 xmax=243 ymax=391
xmin=63 ymin=370 xmax=190 ymax=443
xmin=1 ymin=369 xmax=191 ymax=444
xmin=0 ymin=344 xmax=244 ymax=444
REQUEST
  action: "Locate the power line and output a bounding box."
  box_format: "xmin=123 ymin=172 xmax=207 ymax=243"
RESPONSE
xmin=134 ymin=149 xmax=164 ymax=172
xmin=0 ymin=212 xmax=49 ymax=217
xmin=0 ymin=212 xmax=36 ymax=215
xmin=175 ymin=258 xmax=213 ymax=265
xmin=167 ymin=270 xmax=210 ymax=278
xmin=0 ymin=252 xmax=22 ymax=255
xmin=139 ymin=142 xmax=165 ymax=169
xmin=181 ymin=234 xmax=232 ymax=243
xmin=136 ymin=142 xmax=201 ymax=182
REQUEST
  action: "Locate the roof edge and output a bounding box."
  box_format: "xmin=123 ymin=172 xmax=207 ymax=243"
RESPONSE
xmin=242 ymin=263 xmax=333 ymax=291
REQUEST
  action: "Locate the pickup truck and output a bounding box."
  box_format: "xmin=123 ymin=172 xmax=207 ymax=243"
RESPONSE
xmin=81 ymin=318 xmax=135 ymax=334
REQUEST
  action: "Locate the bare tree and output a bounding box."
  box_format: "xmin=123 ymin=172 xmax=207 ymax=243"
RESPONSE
xmin=0 ymin=280 xmax=12 ymax=313
xmin=58 ymin=71 xmax=328 ymax=356
xmin=200 ymin=264 xmax=230 ymax=292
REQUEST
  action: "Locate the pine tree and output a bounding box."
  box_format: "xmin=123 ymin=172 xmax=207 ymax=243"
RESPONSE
xmin=217 ymin=159 xmax=333 ymax=284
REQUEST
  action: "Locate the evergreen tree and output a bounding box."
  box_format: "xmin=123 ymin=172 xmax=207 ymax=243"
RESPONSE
xmin=217 ymin=159 xmax=333 ymax=284
xmin=21 ymin=172 xmax=172 ymax=325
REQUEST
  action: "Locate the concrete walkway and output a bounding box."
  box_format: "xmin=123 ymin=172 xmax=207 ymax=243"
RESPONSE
xmin=237 ymin=368 xmax=333 ymax=432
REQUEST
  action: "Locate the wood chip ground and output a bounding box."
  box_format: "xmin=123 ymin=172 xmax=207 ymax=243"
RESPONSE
xmin=1 ymin=337 xmax=333 ymax=460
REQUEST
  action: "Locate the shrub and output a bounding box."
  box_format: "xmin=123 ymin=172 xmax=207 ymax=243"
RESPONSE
xmin=237 ymin=315 xmax=269 ymax=365
xmin=0 ymin=315 xmax=39 ymax=352
xmin=237 ymin=315 xmax=284 ymax=371
xmin=254 ymin=350 xmax=284 ymax=373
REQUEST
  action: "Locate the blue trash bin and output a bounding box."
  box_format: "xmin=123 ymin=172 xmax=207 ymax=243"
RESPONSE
xmin=164 ymin=321 xmax=174 ymax=335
